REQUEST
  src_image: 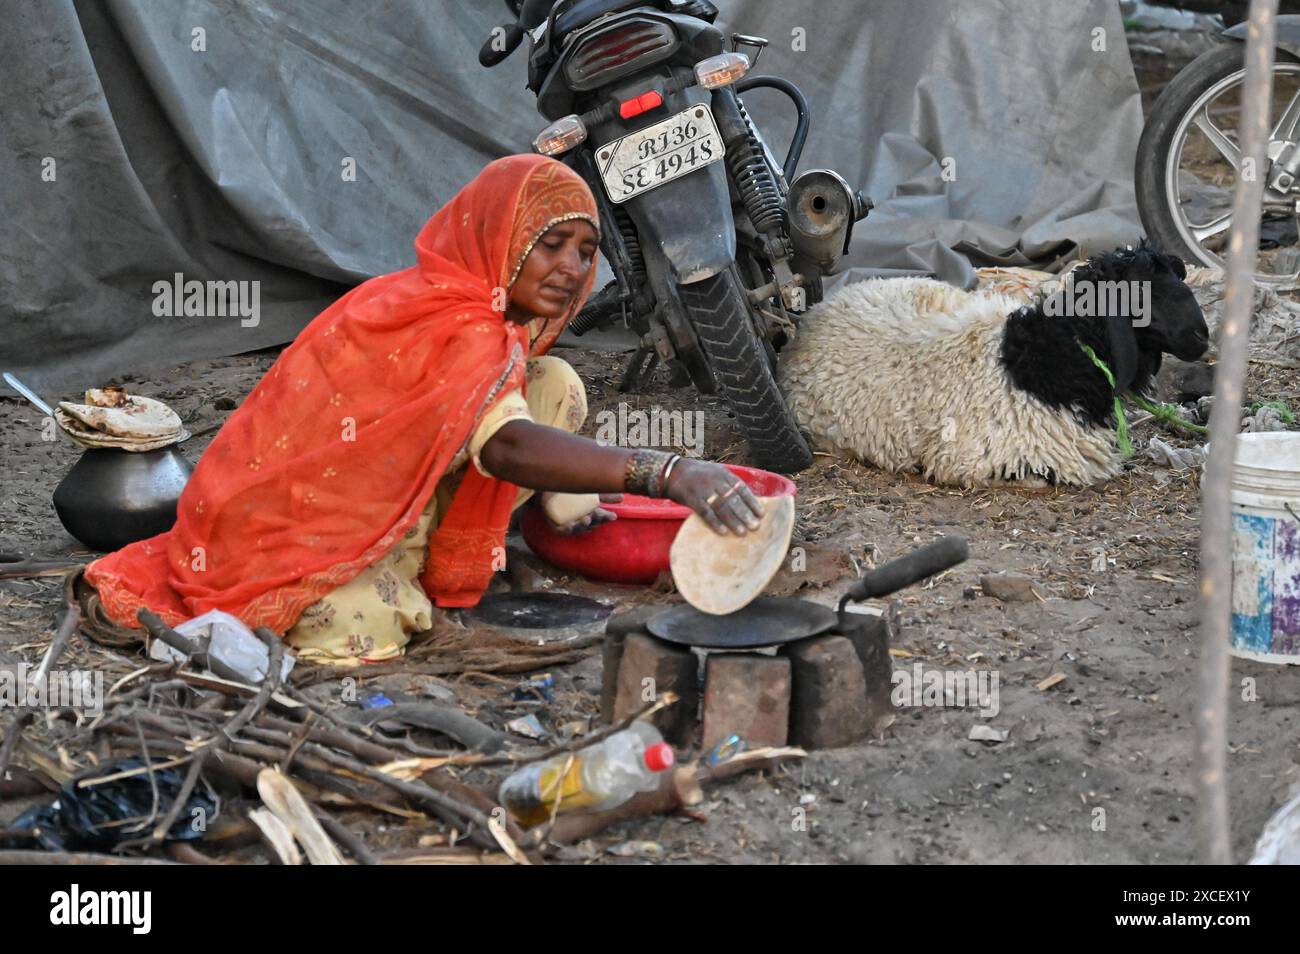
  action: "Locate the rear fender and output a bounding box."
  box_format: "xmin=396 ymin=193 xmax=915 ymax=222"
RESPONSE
xmin=1221 ymin=15 xmax=1300 ymax=58
xmin=588 ymin=85 xmax=737 ymax=285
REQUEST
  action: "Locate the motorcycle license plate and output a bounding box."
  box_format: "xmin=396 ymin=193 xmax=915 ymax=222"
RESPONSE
xmin=596 ymin=105 xmax=725 ymax=204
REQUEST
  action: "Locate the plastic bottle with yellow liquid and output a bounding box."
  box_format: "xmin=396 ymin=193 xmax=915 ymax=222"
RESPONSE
xmin=498 ymin=721 xmax=675 ymax=826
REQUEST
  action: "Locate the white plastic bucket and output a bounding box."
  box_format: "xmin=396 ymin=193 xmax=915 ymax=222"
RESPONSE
xmin=1230 ymin=433 xmax=1300 ymax=664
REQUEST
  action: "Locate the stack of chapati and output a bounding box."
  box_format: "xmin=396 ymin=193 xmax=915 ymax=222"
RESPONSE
xmin=55 ymin=386 xmax=187 ymax=451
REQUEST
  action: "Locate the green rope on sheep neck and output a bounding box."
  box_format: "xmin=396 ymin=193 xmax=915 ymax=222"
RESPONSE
xmin=1077 ymin=342 xmax=1134 ymax=458
xmin=1075 ymin=341 xmax=1210 ymax=459
xmin=1129 ymin=393 xmax=1210 ymax=436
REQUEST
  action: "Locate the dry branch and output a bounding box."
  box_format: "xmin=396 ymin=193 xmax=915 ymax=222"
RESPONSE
xmin=1197 ymin=0 xmax=1279 ymax=866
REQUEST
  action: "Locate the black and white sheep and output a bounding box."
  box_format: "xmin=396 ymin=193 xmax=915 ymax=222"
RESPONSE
xmin=778 ymin=244 xmax=1210 ymax=486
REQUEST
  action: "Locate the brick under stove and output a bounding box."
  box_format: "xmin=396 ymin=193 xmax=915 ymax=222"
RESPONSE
xmin=599 ymin=604 xmax=895 ymax=751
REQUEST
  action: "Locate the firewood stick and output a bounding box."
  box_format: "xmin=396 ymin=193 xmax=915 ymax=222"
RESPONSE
xmin=313 ymin=807 xmax=378 ymax=865
xmin=0 ymin=768 xmax=56 ymax=798
xmin=249 ymin=807 xmax=301 ymax=865
xmin=112 ymin=632 xmax=284 ymax=851
xmin=165 ymin=842 xmax=224 ymax=865
xmin=542 ymin=766 xmax=702 ymax=846
xmin=105 ymin=678 xmax=194 ymax=709
xmin=1196 ymin=0 xmax=1279 ymax=867
xmin=94 ymin=679 xmax=500 ymax=852
xmin=32 ymin=605 xmax=81 ymax=685
xmin=200 ymin=814 xmax=263 ymax=847
xmin=162 ymin=723 xmax=482 ymax=838
xmin=292 ymin=766 xmax=415 ymax=816
xmin=103 ymin=723 xmax=426 ymax=832
xmin=255 ymin=713 xmax=408 ymax=764
xmin=0 ymin=556 xmax=85 ymax=579
xmin=377 ymin=847 xmax=516 ymax=865
xmin=131 ymin=715 xmax=162 ymax=834
xmin=0 ymin=717 xmax=35 ymax=782
xmin=288 ymin=638 xmax=603 ymax=687
xmin=0 ymin=607 xmax=80 ymax=781
xmin=0 ymin=850 xmax=177 ymax=865
xmin=301 ymin=741 xmax=483 ymax=822
xmin=98 ymin=721 xmax=417 ymax=823
xmin=696 ymin=746 xmax=807 ymax=784
xmin=256 ymin=768 xmax=347 ymax=865
xmin=237 ymin=727 xmax=436 ymax=811
xmin=223 ymin=629 xmax=283 ymax=739
xmin=301 ymin=742 xmax=497 ymax=850
xmin=273 ymin=686 xmax=458 ymax=758
xmin=99 ymin=723 xmax=265 ymax=788
xmin=105 ymin=662 xmax=177 ymax=697
xmin=418 ymin=769 xmax=539 ymax=863
xmin=168 ymin=628 xmax=281 ymax=829
xmin=539 ymin=748 xmax=806 ymax=847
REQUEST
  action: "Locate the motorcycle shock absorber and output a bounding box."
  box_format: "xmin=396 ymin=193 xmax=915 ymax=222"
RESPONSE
xmin=566 ymin=286 xmax=620 ymax=337
xmin=614 ymin=204 xmax=648 ymax=289
xmin=569 ymin=201 xmax=655 ymax=340
xmin=566 ymin=146 xmax=654 ymax=336
xmin=716 ymin=88 xmax=785 ymax=236
xmin=566 ymin=204 xmax=650 ymax=337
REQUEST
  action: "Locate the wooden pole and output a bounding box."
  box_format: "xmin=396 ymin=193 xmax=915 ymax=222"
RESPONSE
xmin=1196 ymin=0 xmax=1279 ymax=865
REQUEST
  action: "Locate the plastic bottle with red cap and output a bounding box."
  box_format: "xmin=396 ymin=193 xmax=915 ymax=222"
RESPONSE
xmin=499 ymin=721 xmax=676 ymax=825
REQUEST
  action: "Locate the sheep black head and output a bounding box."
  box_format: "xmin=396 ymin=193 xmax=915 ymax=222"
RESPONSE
xmin=1060 ymin=240 xmax=1209 ymax=395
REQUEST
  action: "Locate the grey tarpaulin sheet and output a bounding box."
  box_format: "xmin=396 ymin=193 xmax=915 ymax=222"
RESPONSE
xmin=0 ymin=0 xmax=1144 ymax=396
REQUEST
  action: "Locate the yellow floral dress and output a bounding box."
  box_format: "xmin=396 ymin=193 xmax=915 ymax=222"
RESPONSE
xmin=286 ymin=348 xmax=589 ymax=666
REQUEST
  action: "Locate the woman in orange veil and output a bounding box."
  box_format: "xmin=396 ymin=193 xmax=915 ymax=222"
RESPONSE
xmin=85 ymin=155 xmax=763 ymax=664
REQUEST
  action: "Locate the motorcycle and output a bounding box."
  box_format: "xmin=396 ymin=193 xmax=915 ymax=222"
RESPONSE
xmin=1136 ymin=4 xmax=1300 ymax=283
xmin=479 ymin=0 xmax=871 ymax=473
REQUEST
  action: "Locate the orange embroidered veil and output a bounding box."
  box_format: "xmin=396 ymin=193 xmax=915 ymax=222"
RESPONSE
xmin=86 ymin=154 xmax=600 ymax=631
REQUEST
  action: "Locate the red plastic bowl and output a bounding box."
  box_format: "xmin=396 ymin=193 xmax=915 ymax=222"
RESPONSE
xmin=519 ymin=465 xmax=797 ymax=584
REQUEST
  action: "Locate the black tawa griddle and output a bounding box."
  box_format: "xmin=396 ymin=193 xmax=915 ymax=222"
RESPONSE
xmin=645 ymin=535 xmax=969 ymax=649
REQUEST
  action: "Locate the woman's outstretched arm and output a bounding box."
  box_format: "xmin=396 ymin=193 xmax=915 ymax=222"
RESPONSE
xmin=479 ymin=420 xmax=763 ymax=535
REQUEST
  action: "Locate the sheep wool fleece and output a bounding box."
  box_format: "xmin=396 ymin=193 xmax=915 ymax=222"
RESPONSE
xmin=778 ymin=277 xmax=1120 ymax=487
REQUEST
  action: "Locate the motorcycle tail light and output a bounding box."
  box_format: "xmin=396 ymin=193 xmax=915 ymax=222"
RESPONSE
xmin=533 ymin=114 xmax=587 ymax=156
xmin=694 ymin=52 xmax=750 ymax=89
xmin=565 ymin=18 xmax=677 ymax=91
xmin=619 ymin=90 xmax=664 ymax=120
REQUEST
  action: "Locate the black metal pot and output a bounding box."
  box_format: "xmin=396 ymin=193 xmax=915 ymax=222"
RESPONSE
xmin=52 ymin=446 xmax=194 ymax=552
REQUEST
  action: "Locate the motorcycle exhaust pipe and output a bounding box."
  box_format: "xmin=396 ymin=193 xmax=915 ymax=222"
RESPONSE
xmin=786 ymin=169 xmax=872 ymax=269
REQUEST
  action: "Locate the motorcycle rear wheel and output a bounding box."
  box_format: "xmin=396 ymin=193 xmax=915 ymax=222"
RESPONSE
xmin=677 ymin=268 xmax=813 ymax=474
xmin=1136 ymin=43 xmax=1300 ymax=284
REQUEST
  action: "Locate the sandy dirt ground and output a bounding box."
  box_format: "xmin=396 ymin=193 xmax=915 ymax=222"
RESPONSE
xmin=2 ymin=28 xmax=1299 ymax=864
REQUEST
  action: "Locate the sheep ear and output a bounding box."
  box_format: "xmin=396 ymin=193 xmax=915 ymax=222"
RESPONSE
xmin=1105 ymin=314 xmax=1139 ymax=395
